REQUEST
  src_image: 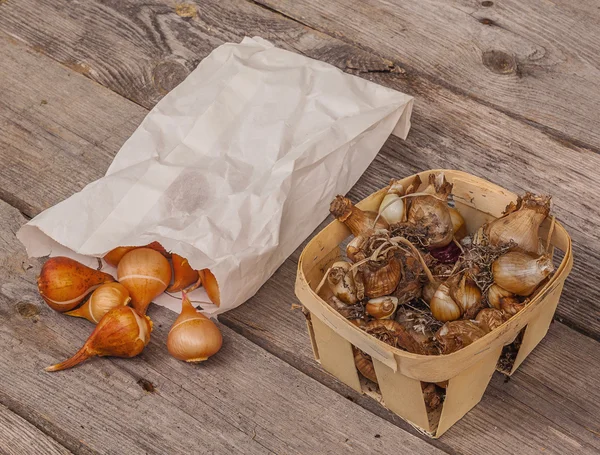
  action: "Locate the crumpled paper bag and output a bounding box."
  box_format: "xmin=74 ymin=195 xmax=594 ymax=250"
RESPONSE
xmin=17 ymin=37 xmax=413 ymax=316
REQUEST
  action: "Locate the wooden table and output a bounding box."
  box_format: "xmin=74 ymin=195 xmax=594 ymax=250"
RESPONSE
xmin=1 ymin=1 xmax=599 ymax=453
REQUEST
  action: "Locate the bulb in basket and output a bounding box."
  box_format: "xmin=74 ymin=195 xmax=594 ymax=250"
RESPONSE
xmin=321 ymin=171 xmax=556 ymax=363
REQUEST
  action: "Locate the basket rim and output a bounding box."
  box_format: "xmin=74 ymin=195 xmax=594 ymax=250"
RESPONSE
xmin=296 ymin=169 xmax=573 ymax=361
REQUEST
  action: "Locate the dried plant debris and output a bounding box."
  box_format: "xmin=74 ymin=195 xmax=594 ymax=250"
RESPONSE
xmin=497 ymin=329 xmax=525 ymax=375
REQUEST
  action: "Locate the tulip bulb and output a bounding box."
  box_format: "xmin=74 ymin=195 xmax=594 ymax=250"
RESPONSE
xmin=168 ymin=253 xmax=200 ymax=293
xmin=198 ymin=269 xmax=220 ymax=306
xmin=492 ymin=252 xmax=554 ymax=296
xmin=65 ymin=282 xmax=131 ymax=323
xmin=46 ymin=306 xmax=152 ymax=372
xmin=484 ymin=193 xmax=551 ymax=253
xmin=327 ymin=261 xmax=358 ymax=304
xmin=330 ymin=195 xmax=388 ymax=236
xmin=378 ymin=180 xmax=406 ymax=224
xmin=430 ymin=283 xmax=462 ymax=322
xmin=167 ymin=293 xmax=223 ymax=362
xmin=37 ymin=257 xmax=115 ymax=312
xmin=366 ymin=296 xmax=398 ymax=319
xmin=118 ymin=248 xmax=172 ymax=315
xmin=104 ymin=241 xmax=168 ymax=267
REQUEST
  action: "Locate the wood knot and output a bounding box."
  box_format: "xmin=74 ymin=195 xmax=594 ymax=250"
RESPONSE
xmin=481 ymin=1 xmax=494 ymax=6
xmin=137 ymin=378 xmax=155 ymax=393
xmin=152 ymin=61 xmax=189 ymax=95
xmin=479 ymin=18 xmax=495 ymax=26
xmin=16 ymin=302 xmax=40 ymax=320
xmin=482 ymin=50 xmax=517 ymax=75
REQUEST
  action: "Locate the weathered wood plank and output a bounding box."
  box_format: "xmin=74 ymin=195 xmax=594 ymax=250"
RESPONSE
xmin=0 ymin=35 xmax=144 ymax=216
xmin=252 ymin=0 xmax=600 ymax=152
xmin=0 ymin=8 xmax=599 ymax=454
xmin=0 ymin=404 xmax=72 ymax=455
xmin=0 ymin=201 xmax=443 ymax=455
xmin=0 ymin=1 xmax=597 ymax=338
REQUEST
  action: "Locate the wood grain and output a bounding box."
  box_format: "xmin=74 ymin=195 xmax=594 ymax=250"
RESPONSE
xmin=0 ymin=200 xmax=443 ymax=455
xmin=0 ymin=3 xmax=599 ymax=453
xmin=0 ymin=404 xmax=72 ymax=455
xmin=0 ymin=0 xmax=597 ymax=337
xmin=251 ymin=0 xmax=600 ymax=152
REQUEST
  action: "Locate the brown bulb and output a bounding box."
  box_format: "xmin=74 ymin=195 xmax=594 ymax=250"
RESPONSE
xmin=118 ymin=248 xmax=172 ymax=315
xmin=359 ymin=257 xmax=401 ymax=299
xmin=492 ymin=252 xmax=554 ymax=296
xmin=484 ymin=193 xmax=551 ymax=253
xmin=330 ymin=195 xmax=388 ymax=236
xmin=366 ymin=296 xmax=399 ymax=319
xmin=65 ymin=282 xmax=131 ymax=323
xmin=45 ymin=306 xmax=152 ymax=372
xmin=435 ymin=320 xmax=487 ymax=354
xmin=353 ymin=348 xmax=377 ymax=383
xmin=37 ymin=257 xmax=115 ymax=312
xmin=167 ymin=293 xmax=223 ymax=362
xmin=475 ymin=308 xmax=505 ymax=333
xmin=407 ymin=174 xmax=454 ymax=248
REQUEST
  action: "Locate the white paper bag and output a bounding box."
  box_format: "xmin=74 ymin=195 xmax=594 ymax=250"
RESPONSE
xmin=18 ymin=37 xmax=413 ymax=315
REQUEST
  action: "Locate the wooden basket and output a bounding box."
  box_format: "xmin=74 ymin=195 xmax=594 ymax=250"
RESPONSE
xmin=295 ymin=170 xmax=573 ymax=437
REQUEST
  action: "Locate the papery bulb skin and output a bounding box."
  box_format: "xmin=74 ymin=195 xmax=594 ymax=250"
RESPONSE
xmin=118 ymin=248 xmax=172 ymax=315
xmin=436 ymin=320 xmax=487 ymax=354
xmin=451 ymin=274 xmax=482 ymax=319
xmin=38 ymin=257 xmax=115 ymax=312
xmin=492 ymin=252 xmax=554 ymax=296
xmin=430 ymin=283 xmax=462 ymax=322
xmin=167 ymin=293 xmax=223 ymax=362
xmin=359 ymin=257 xmax=402 ymax=299
xmin=198 ymin=269 xmax=220 ymax=307
xmin=487 ymin=284 xmax=514 ymax=310
xmin=366 ymin=296 xmax=399 ymax=319
xmin=46 ymin=306 xmax=152 ymax=371
xmin=449 ymin=208 xmax=467 ymax=240
xmin=330 ymin=195 xmax=388 ymax=236
xmin=475 ymin=308 xmax=505 ymax=332
xmin=364 ymin=319 xmax=431 ymax=355
xmin=65 ymin=282 xmax=131 ymax=323
xmin=484 ymin=193 xmax=551 ymax=253
xmin=378 ymin=180 xmax=406 ymax=225
xmin=167 ymin=253 xmax=200 ymax=293
xmin=407 ymin=174 xmax=454 ymax=248
xmin=354 ymin=348 xmax=378 ymax=383
xmin=327 ymin=261 xmax=358 ymax=304
xmin=346 ymin=234 xmax=368 ymax=263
